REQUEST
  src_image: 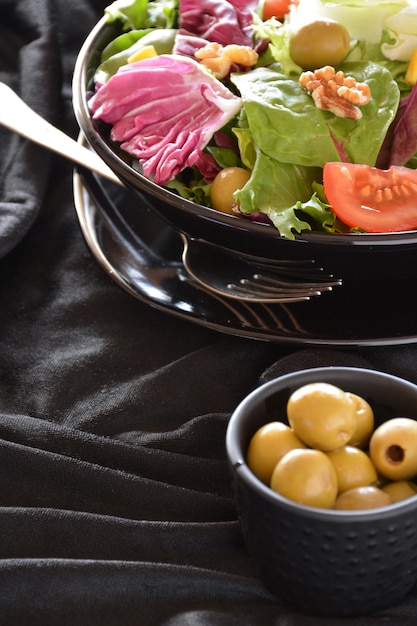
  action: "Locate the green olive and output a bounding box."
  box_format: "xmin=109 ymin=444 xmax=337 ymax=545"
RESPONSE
xmin=334 ymin=486 xmax=392 ymax=510
xmin=289 ymin=19 xmax=350 ymax=70
xmin=270 ymin=448 xmax=338 ymax=509
xmin=369 ymin=418 xmax=417 ymax=481
xmin=346 ymin=392 xmax=374 ymax=449
xmin=287 ymin=382 xmax=357 ymax=451
xmin=210 ymin=167 xmax=251 ymax=215
xmin=382 ymin=480 xmax=417 ymax=503
xmin=326 ymin=446 xmax=378 ymax=494
xmin=247 ymin=421 xmax=307 ymax=485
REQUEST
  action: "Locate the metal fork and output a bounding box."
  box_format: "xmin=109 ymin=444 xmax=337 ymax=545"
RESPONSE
xmin=0 ymin=80 xmax=342 ymax=304
xmin=181 ymin=236 xmax=342 ymax=303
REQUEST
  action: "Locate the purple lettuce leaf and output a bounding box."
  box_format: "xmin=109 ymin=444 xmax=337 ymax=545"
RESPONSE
xmin=177 ymin=0 xmax=259 ymax=47
xmin=89 ymin=54 xmax=242 ymax=184
xmin=376 ymin=84 xmax=417 ymax=168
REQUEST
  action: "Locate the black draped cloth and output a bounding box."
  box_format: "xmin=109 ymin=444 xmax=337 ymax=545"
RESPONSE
xmin=1 ymin=1 xmax=417 ymax=623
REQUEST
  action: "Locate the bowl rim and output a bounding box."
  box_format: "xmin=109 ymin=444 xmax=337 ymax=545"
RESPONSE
xmin=226 ymin=366 xmax=417 ymax=521
xmin=72 ymin=18 xmax=417 ymax=248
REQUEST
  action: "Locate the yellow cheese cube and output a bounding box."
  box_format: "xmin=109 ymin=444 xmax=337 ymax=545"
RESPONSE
xmin=405 ymin=49 xmax=417 ymax=85
xmin=128 ymin=45 xmax=158 ymax=64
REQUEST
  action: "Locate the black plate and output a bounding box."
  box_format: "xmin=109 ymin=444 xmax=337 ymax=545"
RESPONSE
xmin=73 ymin=165 xmax=417 ymax=346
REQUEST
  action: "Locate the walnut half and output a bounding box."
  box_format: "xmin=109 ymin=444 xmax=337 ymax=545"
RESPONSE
xmin=299 ymin=66 xmax=371 ymax=120
xmin=195 ymin=42 xmax=259 ymax=79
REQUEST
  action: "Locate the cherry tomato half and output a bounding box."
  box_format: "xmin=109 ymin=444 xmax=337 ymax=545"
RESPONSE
xmin=262 ymin=0 xmax=297 ymax=21
xmin=323 ymin=162 xmax=417 ymax=233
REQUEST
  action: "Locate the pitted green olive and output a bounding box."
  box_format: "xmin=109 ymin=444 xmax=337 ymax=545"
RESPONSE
xmin=369 ymin=418 xmax=417 ymax=481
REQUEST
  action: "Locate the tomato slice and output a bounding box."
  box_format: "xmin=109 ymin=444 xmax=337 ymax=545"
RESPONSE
xmin=262 ymin=0 xmax=297 ymax=21
xmin=323 ymin=162 xmax=417 ymax=233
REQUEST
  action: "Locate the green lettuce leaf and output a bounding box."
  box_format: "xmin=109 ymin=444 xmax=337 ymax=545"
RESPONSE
xmin=234 ymin=147 xmax=334 ymax=239
xmin=105 ymin=0 xmax=178 ymax=31
xmin=231 ymin=61 xmax=400 ymax=168
xmin=264 ymin=194 xmax=337 ymax=240
xmin=205 ymin=147 xmax=240 ymax=169
xmin=95 ymin=28 xmax=177 ymax=83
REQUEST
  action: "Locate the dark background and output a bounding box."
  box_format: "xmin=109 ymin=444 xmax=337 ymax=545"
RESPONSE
xmin=1 ymin=0 xmax=417 ymax=623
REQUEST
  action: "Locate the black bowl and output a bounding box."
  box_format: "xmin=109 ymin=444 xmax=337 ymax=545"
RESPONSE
xmin=72 ymin=17 xmax=417 ymax=284
xmin=226 ymin=367 xmax=417 ymax=617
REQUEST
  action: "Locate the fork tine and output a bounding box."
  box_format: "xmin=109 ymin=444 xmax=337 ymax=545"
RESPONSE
xmin=249 ymin=273 xmax=341 ymax=291
xmin=249 ymin=259 xmax=339 ymax=278
xmin=231 ymin=282 xmax=321 ymax=298
xmin=229 ymin=271 xmax=341 ymax=300
xmin=255 ymin=265 xmax=335 ymax=280
xmin=226 ymin=285 xmax=317 ymax=302
xmin=229 ymin=288 xmax=319 ymax=301
xmin=231 ymin=251 xmax=330 ymax=274
xmin=181 ymin=235 xmax=343 ymax=303
xmin=236 ymin=251 xmax=341 ymax=282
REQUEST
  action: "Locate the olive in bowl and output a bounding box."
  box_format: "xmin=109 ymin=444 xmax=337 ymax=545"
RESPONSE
xmin=226 ymin=366 xmax=417 ymax=617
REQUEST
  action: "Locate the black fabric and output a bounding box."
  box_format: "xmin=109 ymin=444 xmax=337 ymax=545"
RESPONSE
xmin=1 ymin=1 xmax=417 ymax=623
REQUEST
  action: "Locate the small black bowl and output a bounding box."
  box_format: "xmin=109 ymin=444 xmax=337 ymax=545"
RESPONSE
xmin=226 ymin=367 xmax=417 ymax=617
xmin=72 ymin=18 xmax=417 ymax=283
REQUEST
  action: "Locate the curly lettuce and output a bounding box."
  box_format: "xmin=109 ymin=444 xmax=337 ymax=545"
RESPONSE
xmin=234 ymin=146 xmax=335 ymax=239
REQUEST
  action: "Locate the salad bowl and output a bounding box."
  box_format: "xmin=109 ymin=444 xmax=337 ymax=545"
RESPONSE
xmin=72 ymin=4 xmax=417 ymax=284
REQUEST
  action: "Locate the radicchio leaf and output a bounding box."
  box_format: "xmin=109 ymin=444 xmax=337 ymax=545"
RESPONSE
xmin=89 ymin=54 xmax=242 ymax=184
xmin=177 ymin=0 xmax=259 ymax=47
xmin=376 ymin=83 xmax=417 ymax=168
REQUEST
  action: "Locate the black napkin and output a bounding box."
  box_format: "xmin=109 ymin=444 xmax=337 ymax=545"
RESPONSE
xmin=1 ymin=0 xmax=417 ymax=624
xmin=0 ymin=0 xmax=60 ymax=257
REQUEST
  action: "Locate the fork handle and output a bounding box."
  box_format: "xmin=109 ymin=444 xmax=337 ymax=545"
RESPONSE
xmin=0 ymin=81 xmax=121 ymax=186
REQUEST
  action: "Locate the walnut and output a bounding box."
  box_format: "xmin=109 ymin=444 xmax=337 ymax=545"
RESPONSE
xmin=195 ymin=42 xmax=259 ymax=79
xmin=299 ymin=66 xmax=371 ymax=120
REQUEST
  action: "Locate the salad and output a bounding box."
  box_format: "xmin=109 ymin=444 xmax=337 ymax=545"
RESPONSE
xmin=89 ymin=0 xmax=417 ymax=238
